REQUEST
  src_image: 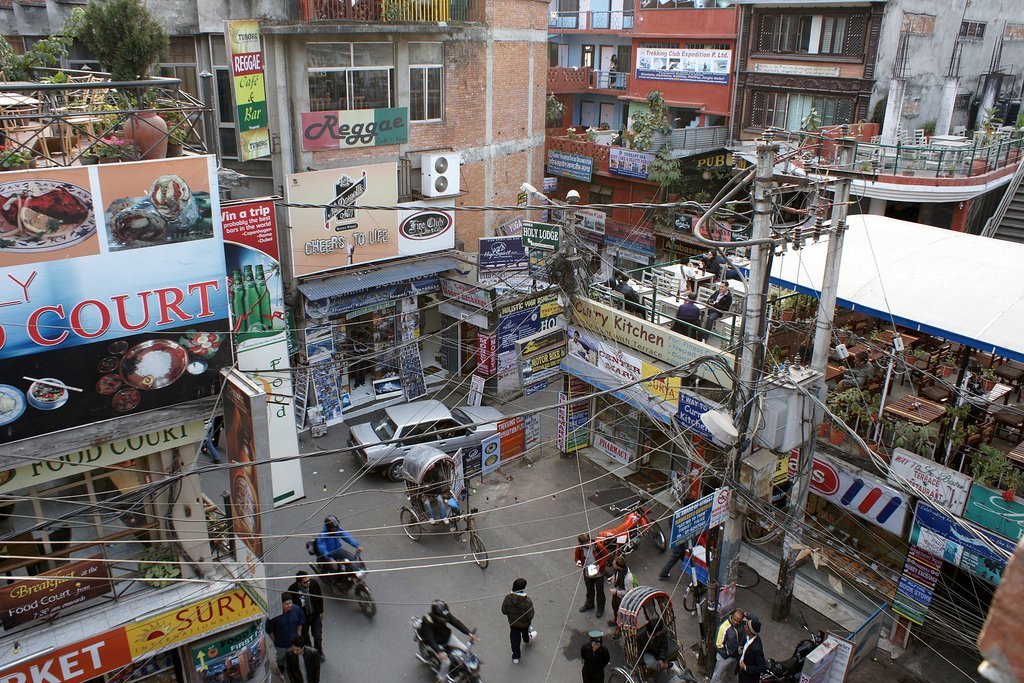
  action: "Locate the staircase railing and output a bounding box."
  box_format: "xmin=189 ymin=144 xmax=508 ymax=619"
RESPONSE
xmin=981 ymin=158 xmax=1024 ymax=237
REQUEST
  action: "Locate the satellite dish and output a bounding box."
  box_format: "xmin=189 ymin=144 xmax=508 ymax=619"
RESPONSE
xmin=700 ymin=410 xmax=738 ymax=446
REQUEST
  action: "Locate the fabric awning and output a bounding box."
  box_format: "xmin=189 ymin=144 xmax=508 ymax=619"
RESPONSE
xmin=297 ymin=255 xmax=462 ymax=301
xmin=763 ymin=215 xmax=1024 ymax=362
xmin=560 ymin=354 xmax=676 ymax=425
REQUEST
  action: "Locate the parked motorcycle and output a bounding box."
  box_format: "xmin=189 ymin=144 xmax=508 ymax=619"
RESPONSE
xmin=598 ymin=499 xmax=668 ymax=555
xmin=305 ymin=541 xmax=376 ymax=617
xmin=760 ymin=613 xmax=825 ymax=682
xmin=411 ymin=617 xmax=483 ymax=683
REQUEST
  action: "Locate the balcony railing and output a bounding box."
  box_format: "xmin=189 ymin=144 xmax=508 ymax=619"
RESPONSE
xmin=795 ymin=127 xmax=1024 ymax=180
xmin=547 ymin=66 xmax=630 ymax=93
xmin=300 ymin=0 xmax=484 ymax=22
xmin=0 ymin=69 xmax=208 ymax=169
xmin=650 ymin=126 xmax=729 ymax=154
xmin=549 ymin=9 xmax=634 ymax=30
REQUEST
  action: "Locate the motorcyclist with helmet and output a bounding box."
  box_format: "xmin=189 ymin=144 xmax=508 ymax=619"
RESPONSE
xmin=315 ymin=515 xmax=363 ymax=573
xmin=419 ymin=600 xmax=478 ymax=682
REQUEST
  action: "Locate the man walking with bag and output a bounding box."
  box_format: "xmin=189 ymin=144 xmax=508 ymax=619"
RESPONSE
xmin=501 ymin=577 xmax=536 ymax=664
xmin=710 ymin=608 xmax=746 ymax=683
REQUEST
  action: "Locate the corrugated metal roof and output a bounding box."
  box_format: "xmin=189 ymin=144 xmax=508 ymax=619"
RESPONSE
xmin=298 ymin=255 xmax=462 ymax=301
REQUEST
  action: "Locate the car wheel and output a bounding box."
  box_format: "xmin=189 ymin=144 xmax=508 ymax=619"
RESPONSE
xmin=386 ymin=460 xmax=405 ymax=482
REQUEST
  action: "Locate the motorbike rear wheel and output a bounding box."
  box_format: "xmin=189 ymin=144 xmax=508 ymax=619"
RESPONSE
xmin=401 ymin=507 xmax=423 ymax=541
xmin=356 ymin=585 xmax=376 ymax=617
xmin=647 ymin=522 xmax=668 ymax=552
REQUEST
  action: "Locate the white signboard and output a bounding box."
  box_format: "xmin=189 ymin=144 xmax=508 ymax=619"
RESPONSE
xmin=710 ymin=487 xmax=731 ymax=527
xmin=754 ymin=62 xmax=841 ymax=77
xmin=468 ymin=374 xmax=485 ymax=407
xmin=595 ymin=434 xmax=632 ymax=466
xmin=886 ymin=448 xmax=972 ymax=516
xmin=636 ymin=47 xmax=731 ymax=84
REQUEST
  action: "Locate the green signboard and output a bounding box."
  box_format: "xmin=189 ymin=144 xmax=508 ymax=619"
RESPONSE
xmin=963 ymin=483 xmax=1024 ymax=542
xmin=522 ymin=221 xmax=560 ymax=251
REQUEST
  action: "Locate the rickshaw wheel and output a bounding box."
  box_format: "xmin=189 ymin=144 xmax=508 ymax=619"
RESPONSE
xmin=607 ymin=666 xmax=638 ymax=683
xmin=401 ymin=507 xmax=423 ymax=541
xmin=469 ymin=532 xmax=488 ymax=569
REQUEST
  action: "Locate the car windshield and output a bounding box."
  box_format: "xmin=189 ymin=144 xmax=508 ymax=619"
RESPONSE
xmin=369 ymin=411 xmax=398 ymax=440
xmin=451 ymin=408 xmax=471 ymax=425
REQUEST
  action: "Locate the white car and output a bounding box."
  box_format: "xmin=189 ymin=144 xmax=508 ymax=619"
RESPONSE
xmin=348 ymin=400 xmax=504 ymax=481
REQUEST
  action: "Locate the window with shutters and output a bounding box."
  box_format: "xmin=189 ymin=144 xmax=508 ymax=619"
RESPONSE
xmin=902 ymin=13 xmax=936 ymax=36
xmin=1005 ymin=23 xmax=1024 ymax=42
xmin=755 ymin=12 xmax=866 ymax=57
xmin=960 ymin=21 xmax=986 ymax=40
xmin=748 ymin=91 xmax=854 ymax=130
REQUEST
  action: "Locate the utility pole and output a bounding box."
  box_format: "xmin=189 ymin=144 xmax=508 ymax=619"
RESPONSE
xmin=705 ymin=138 xmax=778 ymax=674
xmin=771 ymin=137 xmax=856 ymax=620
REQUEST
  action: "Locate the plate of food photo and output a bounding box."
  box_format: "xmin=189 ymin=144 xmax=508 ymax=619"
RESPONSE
xmin=0 ymin=180 xmax=94 ymax=253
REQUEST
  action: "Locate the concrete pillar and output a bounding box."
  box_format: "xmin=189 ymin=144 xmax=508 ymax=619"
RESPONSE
xmin=936 ymin=77 xmax=960 ymax=137
xmin=868 ymin=197 xmax=886 ymax=215
xmin=976 ymin=74 xmax=1000 ymax=129
xmin=880 ymin=79 xmax=906 ymax=146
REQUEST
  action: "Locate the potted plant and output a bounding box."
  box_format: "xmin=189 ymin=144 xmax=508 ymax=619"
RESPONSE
xmin=77 ymin=0 xmax=170 ymax=158
xmin=826 ymin=388 xmax=860 ymax=445
xmin=93 ymin=137 xmax=139 ymax=162
xmin=137 ymin=547 xmax=181 ymax=588
xmin=776 ymin=295 xmax=797 ymax=321
xmin=0 ymin=146 xmax=34 ymax=171
xmin=546 ymin=94 xmax=565 ymax=128
xmin=980 ymin=366 xmax=998 ymax=392
xmin=939 ymin=351 xmax=958 ymax=377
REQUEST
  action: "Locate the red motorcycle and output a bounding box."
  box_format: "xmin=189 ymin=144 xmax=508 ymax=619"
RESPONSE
xmin=596 ymin=500 xmax=668 ymax=556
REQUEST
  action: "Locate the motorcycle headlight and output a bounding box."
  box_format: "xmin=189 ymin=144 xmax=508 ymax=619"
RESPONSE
xmin=466 ymin=659 xmax=479 ymax=671
xmin=355 ymin=570 xmax=366 ymax=579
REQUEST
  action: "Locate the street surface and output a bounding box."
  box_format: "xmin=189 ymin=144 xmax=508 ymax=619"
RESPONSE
xmin=204 ymin=387 xmax=978 ymax=682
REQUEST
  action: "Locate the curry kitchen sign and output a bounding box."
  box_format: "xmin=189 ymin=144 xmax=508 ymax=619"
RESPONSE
xmin=301 ymin=107 xmax=409 ymax=151
xmin=573 ymin=298 xmax=734 ymax=387
xmin=887 ymin=448 xmax=972 ymax=516
xmin=0 ymin=422 xmax=204 ymax=493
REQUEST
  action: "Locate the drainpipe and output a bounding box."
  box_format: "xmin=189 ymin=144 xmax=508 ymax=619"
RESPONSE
xmin=936 ymin=77 xmax=960 ymax=137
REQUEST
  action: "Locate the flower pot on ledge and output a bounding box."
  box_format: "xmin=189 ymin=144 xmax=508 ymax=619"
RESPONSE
xmin=124 ymin=112 xmax=168 ymax=160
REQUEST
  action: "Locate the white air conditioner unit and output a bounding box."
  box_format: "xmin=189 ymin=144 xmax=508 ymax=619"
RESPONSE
xmin=421 ymin=153 xmax=461 ymax=197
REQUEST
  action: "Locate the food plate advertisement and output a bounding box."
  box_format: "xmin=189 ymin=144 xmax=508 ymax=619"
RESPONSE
xmin=0 ymin=157 xmax=229 ymax=442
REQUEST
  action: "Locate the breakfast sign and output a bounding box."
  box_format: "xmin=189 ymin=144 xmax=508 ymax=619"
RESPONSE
xmin=0 ymin=157 xmax=231 ymax=442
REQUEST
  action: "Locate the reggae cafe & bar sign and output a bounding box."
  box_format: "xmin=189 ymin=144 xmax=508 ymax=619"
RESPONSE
xmin=301 ymin=108 xmax=409 ymax=151
xmin=225 ymin=20 xmax=271 ymax=160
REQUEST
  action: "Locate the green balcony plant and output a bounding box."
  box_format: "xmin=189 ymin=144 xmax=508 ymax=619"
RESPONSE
xmin=138 ymin=547 xmax=181 ymax=588
xmin=0 ymin=146 xmax=34 ymax=170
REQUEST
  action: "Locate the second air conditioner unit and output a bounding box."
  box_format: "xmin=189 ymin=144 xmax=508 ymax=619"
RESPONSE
xmin=421 ymin=153 xmax=461 ymax=197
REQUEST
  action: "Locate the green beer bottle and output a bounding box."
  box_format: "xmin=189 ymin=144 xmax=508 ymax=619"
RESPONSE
xmin=231 ymin=270 xmax=244 ymax=332
xmin=254 ymin=265 xmax=272 ymax=331
xmin=242 ymin=265 xmax=263 ymax=332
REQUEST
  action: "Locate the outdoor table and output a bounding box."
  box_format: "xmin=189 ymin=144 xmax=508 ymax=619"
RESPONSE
xmin=883 ymin=394 xmax=946 ymax=426
xmin=825 ymin=364 xmax=844 ymax=383
xmin=984 ymin=382 xmax=1013 ymax=406
xmin=1008 ymin=441 xmax=1024 ymax=467
xmin=876 ymin=329 xmax=920 ymax=348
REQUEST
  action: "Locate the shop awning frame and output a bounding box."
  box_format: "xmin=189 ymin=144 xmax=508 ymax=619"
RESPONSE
xmin=560 ymin=354 xmax=676 ymax=425
xmin=755 ymin=215 xmax=1024 ymax=363
xmin=297 ymin=254 xmax=462 ymax=302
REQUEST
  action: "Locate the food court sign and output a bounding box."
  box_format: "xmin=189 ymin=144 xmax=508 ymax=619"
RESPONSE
xmin=0 ymin=158 xmax=229 ymax=443
xmin=301 ymin=108 xmax=409 ymax=151
xmin=225 ymin=20 xmax=271 ymax=161
xmin=0 ymin=557 xmax=112 ymax=628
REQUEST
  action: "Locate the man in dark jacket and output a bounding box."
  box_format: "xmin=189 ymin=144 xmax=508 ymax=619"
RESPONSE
xmin=673 ymin=292 xmax=702 ymax=338
xmin=419 ymin=600 xmax=478 ymax=682
xmin=702 ymin=280 xmax=733 ymax=341
xmin=609 ymin=273 xmax=645 ymax=319
xmin=710 ymin=608 xmax=746 ymax=683
xmin=574 ymin=533 xmax=611 ymax=618
xmin=267 ymin=593 xmax=306 ymax=671
xmin=606 ymin=555 xmax=631 ymax=637
xmin=501 ymin=577 xmax=536 ymax=663
xmin=738 ymin=616 xmax=768 ymax=683
xmin=580 ymin=630 xmax=611 ymax=683
xmin=640 ymin=619 xmax=674 ymax=682
xmin=288 ymin=572 xmax=325 ymax=660
xmin=284 ymin=637 xmax=321 ymax=683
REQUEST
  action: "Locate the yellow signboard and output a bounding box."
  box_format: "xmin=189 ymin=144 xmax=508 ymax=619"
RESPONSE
xmin=125 ymin=588 xmax=263 ymax=658
xmin=641 ymin=360 xmax=682 ymax=402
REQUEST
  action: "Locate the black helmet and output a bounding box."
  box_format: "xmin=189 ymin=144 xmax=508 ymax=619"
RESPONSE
xmin=324 ymin=515 xmax=339 ymax=531
xmin=430 ymin=600 xmax=450 ymax=618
